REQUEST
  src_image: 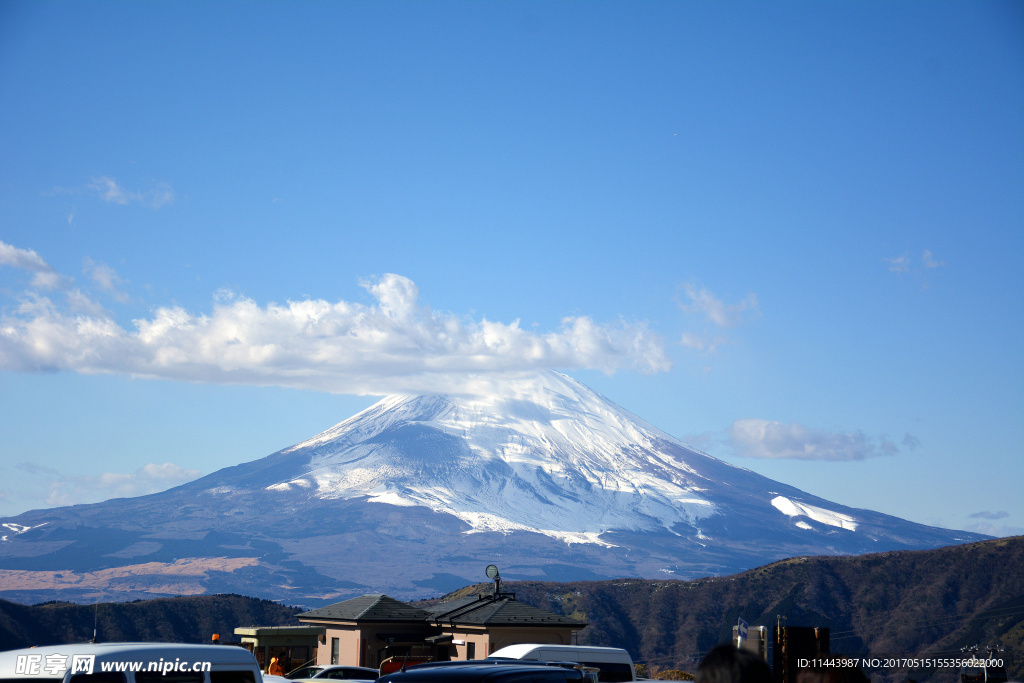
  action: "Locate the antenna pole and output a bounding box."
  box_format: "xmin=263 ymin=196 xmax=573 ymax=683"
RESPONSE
xmin=485 ymin=564 xmax=501 ymax=597
xmin=91 ymin=601 xmax=99 ymax=643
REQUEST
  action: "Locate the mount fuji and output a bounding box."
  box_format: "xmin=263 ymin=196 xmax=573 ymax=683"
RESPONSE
xmin=0 ymin=371 xmax=984 ymax=605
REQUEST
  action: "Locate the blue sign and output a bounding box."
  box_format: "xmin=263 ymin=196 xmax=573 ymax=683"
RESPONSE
xmin=737 ymin=617 xmax=749 ymax=642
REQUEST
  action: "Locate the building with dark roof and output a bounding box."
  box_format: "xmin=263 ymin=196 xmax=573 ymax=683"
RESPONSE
xmin=295 ymin=591 xmax=587 ymax=669
xmin=301 ymin=594 xmax=433 ymax=623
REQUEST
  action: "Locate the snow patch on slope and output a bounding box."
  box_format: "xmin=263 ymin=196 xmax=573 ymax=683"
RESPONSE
xmin=1 ymin=522 xmax=47 ymax=542
xmin=772 ymin=495 xmax=858 ymax=531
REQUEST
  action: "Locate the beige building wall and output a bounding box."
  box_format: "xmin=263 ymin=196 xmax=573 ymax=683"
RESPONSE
xmin=310 ymin=622 xmax=442 ymax=669
xmin=316 ymin=626 xmax=364 ymax=666
xmin=445 ymin=631 xmax=490 ymax=661
xmin=301 ymin=618 xmax=580 ymax=669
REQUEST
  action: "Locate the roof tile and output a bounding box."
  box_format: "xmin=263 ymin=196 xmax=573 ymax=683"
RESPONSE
xmin=299 ymin=594 xmax=432 ymax=622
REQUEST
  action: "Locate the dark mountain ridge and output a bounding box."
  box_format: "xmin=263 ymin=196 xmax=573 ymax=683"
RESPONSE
xmin=432 ymin=536 xmax=1023 ymax=681
xmin=0 ymin=593 xmax=301 ymax=650
xmin=2 ymin=538 xmax=1020 ymax=682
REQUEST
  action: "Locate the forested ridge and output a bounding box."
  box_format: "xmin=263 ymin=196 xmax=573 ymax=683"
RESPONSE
xmin=434 ymin=536 xmax=1023 ymax=679
xmin=3 ymin=537 xmax=1021 ymax=681
xmin=0 ymin=594 xmax=300 ymax=650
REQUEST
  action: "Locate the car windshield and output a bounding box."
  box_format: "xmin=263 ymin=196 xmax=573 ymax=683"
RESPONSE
xmin=285 ymin=668 xmax=324 ymax=680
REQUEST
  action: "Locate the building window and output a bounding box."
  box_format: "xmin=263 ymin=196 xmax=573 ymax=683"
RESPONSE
xmin=331 ymin=638 xmax=340 ymax=665
xmin=467 ymin=642 xmax=475 ymax=661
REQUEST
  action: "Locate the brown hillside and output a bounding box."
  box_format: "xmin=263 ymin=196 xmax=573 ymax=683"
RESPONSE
xmin=0 ymin=594 xmax=301 ymax=650
xmin=425 ymin=537 xmax=1024 ymax=681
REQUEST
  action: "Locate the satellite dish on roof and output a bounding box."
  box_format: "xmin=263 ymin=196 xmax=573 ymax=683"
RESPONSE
xmin=486 ymin=564 xmax=503 ymax=597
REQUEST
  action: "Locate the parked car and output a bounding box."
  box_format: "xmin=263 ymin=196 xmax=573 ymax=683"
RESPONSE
xmin=488 ymin=645 xmax=635 ymax=683
xmin=284 ymin=665 xmax=379 ymax=681
xmin=377 ymin=662 xmax=585 ymax=683
xmin=401 ymin=660 xmax=597 ymax=683
xmin=0 ymin=642 xmax=262 ymax=683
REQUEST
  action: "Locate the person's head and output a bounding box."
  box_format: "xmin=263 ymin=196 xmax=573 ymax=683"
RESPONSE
xmin=695 ymin=644 xmax=772 ymax=683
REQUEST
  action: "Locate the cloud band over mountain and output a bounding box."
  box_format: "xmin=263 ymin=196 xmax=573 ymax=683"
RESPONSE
xmin=0 ymin=242 xmax=670 ymax=394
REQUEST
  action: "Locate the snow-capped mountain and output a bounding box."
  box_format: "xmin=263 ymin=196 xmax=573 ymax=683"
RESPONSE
xmin=0 ymin=371 xmax=986 ymax=605
xmin=258 ymin=372 xmax=719 ymax=545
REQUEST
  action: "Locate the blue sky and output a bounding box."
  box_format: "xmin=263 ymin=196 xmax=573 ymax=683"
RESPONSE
xmin=1 ymin=1 xmax=1021 ymax=538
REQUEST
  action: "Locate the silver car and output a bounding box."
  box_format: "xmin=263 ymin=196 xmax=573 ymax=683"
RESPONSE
xmin=285 ymin=666 xmax=379 ymax=681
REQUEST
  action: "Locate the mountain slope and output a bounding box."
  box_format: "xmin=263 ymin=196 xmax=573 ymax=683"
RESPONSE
xmin=0 ymin=594 xmax=301 ymax=649
xmin=444 ymin=536 xmax=1024 ymax=682
xmin=181 ymin=371 xmax=975 ymax=550
xmin=0 ymin=371 xmax=986 ymax=604
xmin=4 ymin=538 xmax=1018 ymax=683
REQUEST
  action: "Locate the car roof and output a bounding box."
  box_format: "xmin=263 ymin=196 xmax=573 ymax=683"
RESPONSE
xmin=489 ymin=645 xmax=628 ymax=658
xmin=380 ymin=662 xmax=583 ymax=681
xmin=408 ymin=661 xmax=579 ymax=670
xmin=411 ymin=661 xmax=593 ymax=680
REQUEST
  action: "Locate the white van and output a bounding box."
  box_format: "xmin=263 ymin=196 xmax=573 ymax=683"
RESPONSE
xmin=487 ymin=645 xmax=635 ymax=682
xmin=0 ymin=643 xmax=262 ymax=683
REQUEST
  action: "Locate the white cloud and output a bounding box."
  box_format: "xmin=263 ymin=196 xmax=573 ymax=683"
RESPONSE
xmin=15 ymin=462 xmax=60 ymax=476
xmin=0 ymin=266 xmax=670 ymax=394
xmin=679 ymin=331 xmax=728 ymax=353
xmin=362 ymin=273 xmax=419 ymax=320
xmin=0 ymin=240 xmax=71 ymax=290
xmin=922 ymin=249 xmax=946 ymax=269
xmin=883 ymin=254 xmax=910 ymax=273
xmin=884 ymin=249 xmax=946 ymax=283
xmin=84 ymin=258 xmax=130 ymax=302
xmin=148 ymin=182 xmax=175 ymax=209
xmin=729 ymin=418 xmax=909 ymax=461
xmin=30 ymin=271 xmax=72 ymax=290
xmin=0 ymin=242 xmax=49 ymax=272
xmin=64 ymin=288 xmax=110 ymax=317
xmin=676 ymin=283 xmax=758 ymax=359
xmin=680 ymin=283 xmax=758 ymax=328
xmin=89 ymin=176 xmax=141 ymax=205
xmin=45 ymin=463 xmax=201 ymax=507
xmin=969 ymin=510 xmax=1009 ymax=520
xmin=88 ymin=176 xmax=175 ymax=209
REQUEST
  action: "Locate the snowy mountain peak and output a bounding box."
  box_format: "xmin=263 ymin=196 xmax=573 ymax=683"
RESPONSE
xmin=2 ymin=371 xmax=988 ymax=604
xmin=289 ymin=371 xmax=673 ymax=450
xmin=264 ymin=371 xmax=717 ymax=544
xmin=187 ymin=369 xmax=973 ymax=556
